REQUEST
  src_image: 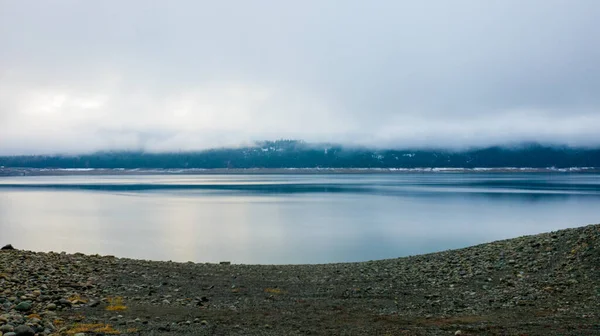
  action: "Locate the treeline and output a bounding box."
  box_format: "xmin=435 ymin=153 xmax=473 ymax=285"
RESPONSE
xmin=1 ymin=141 xmax=599 ymax=169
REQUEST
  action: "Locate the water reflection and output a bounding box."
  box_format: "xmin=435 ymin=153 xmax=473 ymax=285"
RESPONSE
xmin=0 ymin=174 xmax=599 ymax=264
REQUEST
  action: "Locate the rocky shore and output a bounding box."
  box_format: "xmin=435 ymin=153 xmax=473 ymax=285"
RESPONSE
xmin=1 ymin=224 xmax=599 ymax=335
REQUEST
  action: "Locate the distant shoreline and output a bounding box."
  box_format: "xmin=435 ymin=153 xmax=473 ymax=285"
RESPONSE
xmin=1 ymin=167 xmax=599 ymax=176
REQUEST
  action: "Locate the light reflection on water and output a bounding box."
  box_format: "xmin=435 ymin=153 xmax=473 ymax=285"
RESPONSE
xmin=0 ymin=174 xmax=599 ymax=264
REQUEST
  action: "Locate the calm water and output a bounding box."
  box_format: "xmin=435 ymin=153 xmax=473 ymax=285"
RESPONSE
xmin=0 ymin=173 xmax=599 ymax=264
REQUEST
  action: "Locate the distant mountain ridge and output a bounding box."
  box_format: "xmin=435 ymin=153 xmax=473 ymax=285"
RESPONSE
xmin=1 ymin=141 xmax=599 ymax=169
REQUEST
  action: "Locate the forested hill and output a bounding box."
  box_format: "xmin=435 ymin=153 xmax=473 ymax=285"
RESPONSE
xmin=1 ymin=141 xmax=599 ymax=169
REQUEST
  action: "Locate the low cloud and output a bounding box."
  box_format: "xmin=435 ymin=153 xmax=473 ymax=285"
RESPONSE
xmin=1 ymin=0 xmax=599 ymax=154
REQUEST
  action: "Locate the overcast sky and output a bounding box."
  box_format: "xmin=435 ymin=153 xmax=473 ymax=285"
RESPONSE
xmin=1 ymin=0 xmax=599 ymax=154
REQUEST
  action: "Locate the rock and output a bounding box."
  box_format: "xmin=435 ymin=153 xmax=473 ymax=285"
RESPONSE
xmin=200 ymin=320 xmax=208 ymax=326
xmin=0 ymin=325 xmax=14 ymax=333
xmin=14 ymin=302 xmax=32 ymax=312
xmin=27 ymin=318 xmax=40 ymax=325
xmin=4 ymin=333 xmax=16 ymax=336
xmin=74 ymin=333 xmax=86 ymax=336
xmin=219 ymin=261 xmax=231 ymax=265
xmin=0 ymin=245 xmax=15 ymax=250
xmin=13 ymin=325 xmax=34 ymax=336
xmin=454 ymin=331 xmax=462 ymax=335
xmin=157 ymin=325 xmax=171 ymax=332
xmin=162 ymin=299 xmax=170 ymax=305
xmin=45 ymin=303 xmax=56 ymax=310
xmin=58 ymin=299 xmax=72 ymax=306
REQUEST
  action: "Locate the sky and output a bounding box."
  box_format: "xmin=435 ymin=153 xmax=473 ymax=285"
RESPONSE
xmin=1 ymin=0 xmax=600 ymax=154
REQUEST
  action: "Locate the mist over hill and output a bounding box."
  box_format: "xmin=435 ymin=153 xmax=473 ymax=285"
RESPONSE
xmin=1 ymin=141 xmax=599 ymax=170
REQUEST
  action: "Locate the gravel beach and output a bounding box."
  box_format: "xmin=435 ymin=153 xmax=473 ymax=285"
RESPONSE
xmin=1 ymin=223 xmax=599 ymax=335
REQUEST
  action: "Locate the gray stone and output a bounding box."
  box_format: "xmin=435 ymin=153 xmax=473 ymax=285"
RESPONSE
xmin=26 ymin=318 xmax=40 ymax=325
xmin=45 ymin=303 xmax=56 ymax=310
xmin=14 ymin=302 xmax=32 ymax=312
xmin=58 ymin=299 xmax=72 ymax=306
xmin=14 ymin=325 xmax=34 ymax=336
xmin=0 ymin=244 xmax=15 ymax=250
xmin=0 ymin=325 xmax=14 ymax=333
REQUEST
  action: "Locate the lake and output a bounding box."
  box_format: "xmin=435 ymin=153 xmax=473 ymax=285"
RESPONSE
xmin=0 ymin=173 xmax=599 ymax=264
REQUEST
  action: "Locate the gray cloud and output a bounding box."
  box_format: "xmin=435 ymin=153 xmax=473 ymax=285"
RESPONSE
xmin=1 ymin=0 xmax=599 ymax=154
